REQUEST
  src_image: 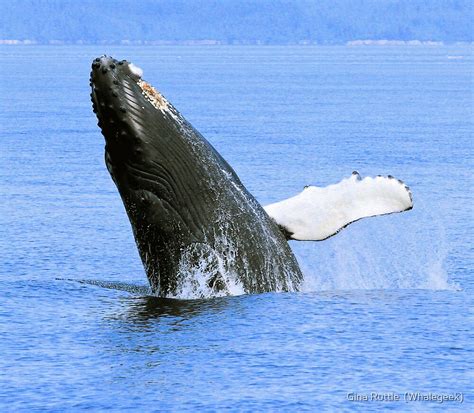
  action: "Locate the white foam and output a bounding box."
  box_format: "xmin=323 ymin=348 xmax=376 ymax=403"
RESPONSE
xmin=129 ymin=62 xmax=143 ymax=78
xmin=169 ymin=240 xmax=245 ymax=299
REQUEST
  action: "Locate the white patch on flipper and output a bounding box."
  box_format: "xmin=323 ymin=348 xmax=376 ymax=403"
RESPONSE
xmin=264 ymin=173 xmax=413 ymax=241
xmin=128 ymin=63 xmax=143 ymax=78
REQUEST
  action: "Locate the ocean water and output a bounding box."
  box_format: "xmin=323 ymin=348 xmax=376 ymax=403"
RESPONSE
xmin=1 ymin=45 xmax=472 ymax=411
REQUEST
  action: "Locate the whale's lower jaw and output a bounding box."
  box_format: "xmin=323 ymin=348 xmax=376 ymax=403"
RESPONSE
xmin=90 ymin=56 xmax=303 ymax=298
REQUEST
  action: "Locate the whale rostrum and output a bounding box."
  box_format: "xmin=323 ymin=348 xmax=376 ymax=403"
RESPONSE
xmin=90 ymin=56 xmax=413 ymax=298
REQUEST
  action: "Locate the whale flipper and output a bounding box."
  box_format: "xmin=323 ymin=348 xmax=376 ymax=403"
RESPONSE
xmin=264 ymin=172 xmax=413 ymax=241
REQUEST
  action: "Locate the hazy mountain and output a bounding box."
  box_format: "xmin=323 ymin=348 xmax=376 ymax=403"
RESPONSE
xmin=1 ymin=0 xmax=472 ymax=44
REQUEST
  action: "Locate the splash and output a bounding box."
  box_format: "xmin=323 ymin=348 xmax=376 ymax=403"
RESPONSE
xmin=171 ymin=239 xmax=245 ymax=299
xmin=296 ymin=198 xmax=456 ymax=291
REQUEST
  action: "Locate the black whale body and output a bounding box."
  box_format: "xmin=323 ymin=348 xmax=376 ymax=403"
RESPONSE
xmin=90 ymin=56 xmax=303 ymax=297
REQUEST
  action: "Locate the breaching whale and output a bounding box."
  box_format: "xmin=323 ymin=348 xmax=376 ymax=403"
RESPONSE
xmin=90 ymin=56 xmax=413 ymax=298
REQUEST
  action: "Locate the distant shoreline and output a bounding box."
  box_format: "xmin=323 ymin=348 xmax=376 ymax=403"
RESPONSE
xmin=1 ymin=39 xmax=472 ymax=46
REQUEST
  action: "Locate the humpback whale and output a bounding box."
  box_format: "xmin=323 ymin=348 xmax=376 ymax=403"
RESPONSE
xmin=90 ymin=56 xmax=413 ymax=298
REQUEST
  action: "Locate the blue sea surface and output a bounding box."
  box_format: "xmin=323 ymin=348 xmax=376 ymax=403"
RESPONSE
xmin=1 ymin=45 xmax=472 ymax=411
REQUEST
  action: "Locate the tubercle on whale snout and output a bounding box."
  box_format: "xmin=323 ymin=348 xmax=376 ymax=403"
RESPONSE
xmin=90 ymin=55 xmax=142 ymax=82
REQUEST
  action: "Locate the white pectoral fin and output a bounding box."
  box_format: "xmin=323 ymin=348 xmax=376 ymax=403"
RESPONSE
xmin=264 ymin=172 xmax=413 ymax=241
